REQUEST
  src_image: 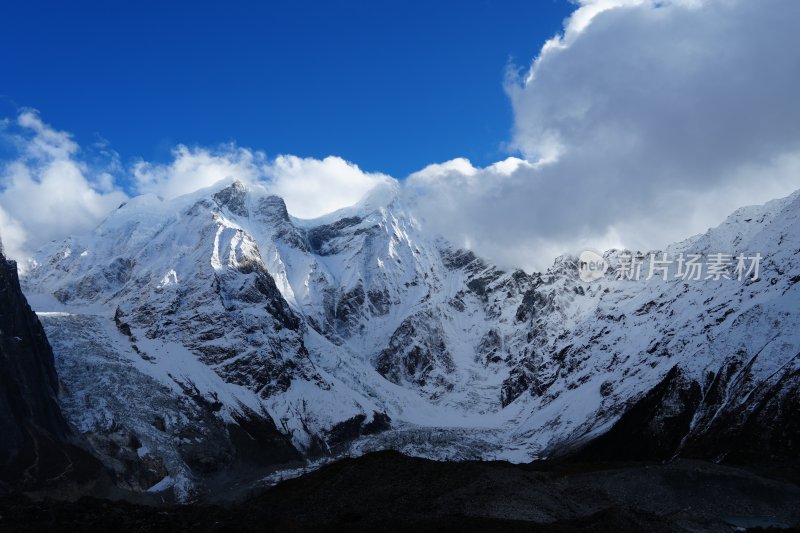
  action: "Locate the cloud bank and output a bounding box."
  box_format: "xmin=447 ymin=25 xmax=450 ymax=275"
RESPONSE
xmin=0 ymin=114 xmax=390 ymax=262
xmin=410 ymin=0 xmax=800 ymax=270
xmin=131 ymin=146 xmax=391 ymax=219
xmin=3 ymin=0 xmax=800 ymax=273
xmin=0 ymin=111 xmax=128 ymax=262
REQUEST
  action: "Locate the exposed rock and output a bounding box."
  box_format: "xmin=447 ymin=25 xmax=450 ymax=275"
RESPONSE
xmin=0 ymin=251 xmax=101 ymax=490
xmin=306 ymin=216 xmax=364 ymax=255
xmin=213 ymin=180 xmax=249 ymax=217
xmin=375 ymin=312 xmax=455 ymax=398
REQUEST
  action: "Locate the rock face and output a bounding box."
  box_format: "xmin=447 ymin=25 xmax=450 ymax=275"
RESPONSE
xmin=7 ymin=450 xmax=800 ymax=531
xmin=20 ymin=180 xmax=800 ymax=498
xmin=531 ymin=191 xmax=800 ymax=465
xmin=0 ymin=248 xmax=97 ymax=490
xmin=573 ymin=362 xmax=800 ymax=464
xmin=375 ymin=311 xmax=456 ymax=398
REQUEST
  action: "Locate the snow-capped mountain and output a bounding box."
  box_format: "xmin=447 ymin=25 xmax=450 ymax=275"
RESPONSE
xmin=506 ymin=190 xmax=800 ymax=461
xmin=21 ymin=180 xmax=800 ymax=500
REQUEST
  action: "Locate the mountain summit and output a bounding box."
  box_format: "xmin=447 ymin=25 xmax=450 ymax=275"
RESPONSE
xmin=21 ymin=181 xmax=800 ymax=499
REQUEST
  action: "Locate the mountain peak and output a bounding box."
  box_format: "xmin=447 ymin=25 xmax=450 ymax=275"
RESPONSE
xmin=19 ymin=180 xmax=800 ymax=500
xmin=212 ymin=179 xmax=250 ymax=217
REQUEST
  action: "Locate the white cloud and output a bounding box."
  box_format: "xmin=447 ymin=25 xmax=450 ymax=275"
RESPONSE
xmin=132 ymin=144 xmax=263 ymax=200
xmin=0 ymin=111 xmax=393 ymax=263
xmin=0 ymin=111 xmax=128 ymax=264
xmin=132 ymin=147 xmax=392 ymax=219
xmin=410 ymin=0 xmax=800 ymax=271
xmin=264 ymin=155 xmax=393 ymax=219
xmin=5 ymin=0 xmax=800 ymax=273
xmin=0 ymin=206 xmax=27 ymax=261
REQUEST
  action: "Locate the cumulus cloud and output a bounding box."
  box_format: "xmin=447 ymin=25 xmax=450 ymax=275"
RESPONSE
xmin=0 ymin=112 xmax=391 ymax=263
xmin=265 ymin=155 xmax=393 ymax=219
xmin=132 ymin=145 xmax=263 ymax=200
xmin=4 ymin=0 xmax=800 ymax=273
xmin=0 ymin=111 xmax=128 ymax=263
xmin=410 ymin=0 xmax=800 ymax=271
xmin=131 ymin=146 xmax=392 ymax=219
xmin=0 ymin=206 xmax=27 ymax=261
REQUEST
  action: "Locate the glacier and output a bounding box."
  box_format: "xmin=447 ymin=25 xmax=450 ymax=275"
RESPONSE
xmin=21 ymin=179 xmax=800 ymax=500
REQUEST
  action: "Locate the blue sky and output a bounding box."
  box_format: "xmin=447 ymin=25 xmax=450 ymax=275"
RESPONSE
xmin=0 ymin=0 xmax=572 ymax=181
xmin=3 ymin=0 xmax=799 ymax=272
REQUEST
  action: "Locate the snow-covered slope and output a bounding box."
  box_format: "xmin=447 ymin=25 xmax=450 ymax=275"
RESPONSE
xmin=21 ymin=180 xmax=800 ymax=499
xmin=497 ymin=190 xmax=800 ymax=459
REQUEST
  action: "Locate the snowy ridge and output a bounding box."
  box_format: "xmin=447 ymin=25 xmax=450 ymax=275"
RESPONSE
xmin=22 ymin=181 xmax=800 ymax=498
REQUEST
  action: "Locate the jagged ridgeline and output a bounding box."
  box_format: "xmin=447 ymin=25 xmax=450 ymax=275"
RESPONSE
xmin=16 ymin=180 xmax=800 ymax=500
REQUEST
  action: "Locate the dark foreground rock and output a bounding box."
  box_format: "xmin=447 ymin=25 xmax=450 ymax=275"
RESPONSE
xmin=571 ymin=365 xmax=800 ymax=466
xmin=1 ymin=451 xmax=799 ymax=532
xmin=0 ymin=250 xmax=102 ymax=493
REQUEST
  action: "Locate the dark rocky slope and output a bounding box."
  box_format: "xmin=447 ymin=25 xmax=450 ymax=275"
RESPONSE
xmin=1 ymin=451 xmax=798 ymax=531
xmin=0 ymin=249 xmax=99 ymax=491
xmin=570 ymin=364 xmax=800 ymax=470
